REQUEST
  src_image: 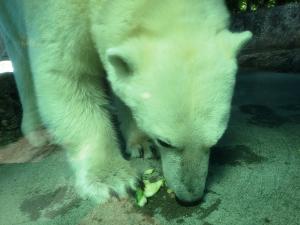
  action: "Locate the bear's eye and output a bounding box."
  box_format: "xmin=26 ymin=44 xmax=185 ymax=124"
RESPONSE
xmin=108 ymin=54 xmax=133 ymax=77
xmin=156 ymin=139 xmax=175 ymax=149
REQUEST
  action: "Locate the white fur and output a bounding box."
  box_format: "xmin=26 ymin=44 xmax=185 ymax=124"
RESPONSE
xmin=0 ymin=0 xmax=252 ymax=203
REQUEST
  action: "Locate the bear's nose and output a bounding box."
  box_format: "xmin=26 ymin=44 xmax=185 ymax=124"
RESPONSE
xmin=175 ymin=195 xmax=203 ymax=207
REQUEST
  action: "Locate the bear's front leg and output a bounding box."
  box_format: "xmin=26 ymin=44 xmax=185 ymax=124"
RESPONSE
xmin=121 ymin=119 xmax=157 ymax=159
xmin=68 ymin=136 xmax=140 ymax=202
xmin=30 ymin=59 xmax=139 ymax=203
xmin=112 ymin=95 xmax=158 ymax=159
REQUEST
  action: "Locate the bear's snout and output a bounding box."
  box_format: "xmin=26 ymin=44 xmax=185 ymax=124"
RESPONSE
xmin=173 ymin=181 xmax=206 ymax=205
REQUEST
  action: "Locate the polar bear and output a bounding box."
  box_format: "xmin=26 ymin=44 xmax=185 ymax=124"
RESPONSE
xmin=0 ymin=0 xmax=251 ymax=203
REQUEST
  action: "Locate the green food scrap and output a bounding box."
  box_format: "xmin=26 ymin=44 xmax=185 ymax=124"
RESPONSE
xmin=144 ymin=179 xmax=164 ymax=197
xmin=167 ymin=188 xmax=174 ymax=194
xmin=136 ymin=188 xmax=147 ymax=207
xmin=143 ymin=168 xmax=155 ymax=175
xmin=167 ymin=188 xmax=175 ymax=198
xmin=136 ymin=168 xmax=165 ymax=207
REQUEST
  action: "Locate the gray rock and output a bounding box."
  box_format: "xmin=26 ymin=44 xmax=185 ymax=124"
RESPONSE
xmin=0 ymin=33 xmax=7 ymax=60
xmin=231 ymin=3 xmax=300 ymax=72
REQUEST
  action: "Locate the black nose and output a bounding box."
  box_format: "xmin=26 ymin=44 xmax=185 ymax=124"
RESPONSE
xmin=175 ymin=196 xmax=203 ymax=207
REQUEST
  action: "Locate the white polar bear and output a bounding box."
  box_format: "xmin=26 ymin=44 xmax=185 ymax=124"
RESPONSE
xmin=0 ymin=0 xmax=251 ymax=203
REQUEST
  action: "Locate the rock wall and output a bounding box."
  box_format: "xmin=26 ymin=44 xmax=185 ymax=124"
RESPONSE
xmin=1 ymin=3 xmax=299 ymax=72
xmin=231 ymin=3 xmax=300 ymax=72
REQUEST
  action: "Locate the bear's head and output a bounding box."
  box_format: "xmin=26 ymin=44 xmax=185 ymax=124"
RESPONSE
xmin=105 ymin=30 xmax=252 ymax=203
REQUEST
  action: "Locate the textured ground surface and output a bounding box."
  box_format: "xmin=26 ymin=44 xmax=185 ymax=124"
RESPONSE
xmin=0 ymin=70 xmax=299 ymax=225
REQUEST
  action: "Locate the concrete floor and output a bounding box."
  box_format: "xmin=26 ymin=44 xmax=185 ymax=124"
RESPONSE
xmin=0 ymin=70 xmax=300 ymax=225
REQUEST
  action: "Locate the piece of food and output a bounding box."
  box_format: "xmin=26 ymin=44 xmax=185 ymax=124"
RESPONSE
xmin=167 ymin=188 xmax=175 ymax=198
xmin=167 ymin=188 xmax=174 ymax=194
xmin=136 ymin=188 xmax=148 ymax=207
xmin=135 ymin=168 xmax=164 ymax=207
xmin=143 ymin=168 xmax=155 ymax=175
xmin=144 ymin=179 xmax=164 ymax=197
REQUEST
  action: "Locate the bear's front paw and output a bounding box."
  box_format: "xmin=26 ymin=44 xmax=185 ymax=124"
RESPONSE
xmin=24 ymin=128 xmax=51 ymax=147
xmin=125 ymin=132 xmax=159 ymax=159
xmin=21 ymin=110 xmax=50 ymax=147
xmin=75 ymin=158 xmax=140 ymax=204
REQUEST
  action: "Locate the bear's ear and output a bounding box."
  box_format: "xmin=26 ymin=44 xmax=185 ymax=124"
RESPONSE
xmin=219 ymin=30 xmax=252 ymax=56
xmin=106 ymin=48 xmax=133 ymax=77
xmin=231 ymin=31 xmax=253 ymax=53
